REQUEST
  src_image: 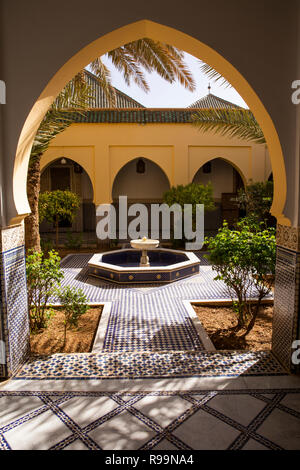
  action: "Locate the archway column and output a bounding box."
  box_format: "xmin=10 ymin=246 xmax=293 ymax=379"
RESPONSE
xmin=0 ymin=223 xmax=30 ymax=379
xmin=273 ymin=224 xmax=300 ymax=373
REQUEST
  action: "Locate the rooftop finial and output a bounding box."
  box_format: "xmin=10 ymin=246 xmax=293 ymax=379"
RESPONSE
xmin=208 ymin=82 xmax=211 ymax=94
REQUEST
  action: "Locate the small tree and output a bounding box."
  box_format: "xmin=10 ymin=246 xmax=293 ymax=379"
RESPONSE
xmin=206 ymin=220 xmax=275 ymax=335
xmin=57 ymin=286 xmax=89 ymax=349
xmin=163 ymin=182 xmax=215 ymax=212
xmin=39 ymin=190 xmax=81 ymax=248
xmin=26 ymin=250 xmax=64 ymax=332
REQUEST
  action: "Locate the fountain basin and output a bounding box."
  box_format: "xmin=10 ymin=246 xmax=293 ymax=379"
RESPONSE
xmin=130 ymin=238 xmax=159 ymax=251
xmin=88 ymin=248 xmax=200 ymax=284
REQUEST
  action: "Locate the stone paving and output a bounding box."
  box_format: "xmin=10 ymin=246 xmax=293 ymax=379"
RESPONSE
xmin=0 ymin=386 xmax=300 ymax=450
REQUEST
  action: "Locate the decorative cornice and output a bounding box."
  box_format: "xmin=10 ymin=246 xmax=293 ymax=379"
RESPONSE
xmin=276 ymin=224 xmax=300 ymax=252
xmin=0 ymin=223 xmax=24 ymax=253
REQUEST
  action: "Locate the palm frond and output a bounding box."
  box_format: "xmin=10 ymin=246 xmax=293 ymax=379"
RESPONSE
xmin=106 ymin=38 xmax=195 ymax=92
xmin=107 ymin=45 xmax=150 ymax=92
xmin=200 ymin=62 xmax=232 ymax=89
xmin=126 ymin=38 xmax=195 ymax=91
xmin=89 ymin=58 xmax=117 ymax=106
xmin=31 ymin=38 xmax=196 ymax=164
xmin=54 ymin=76 xmax=93 ymax=110
xmin=153 ymin=40 xmax=195 ymax=91
xmin=191 ymin=108 xmax=266 ymax=144
xmin=30 ymin=111 xmax=71 ymax=161
xmin=30 ymin=76 xmax=94 ymax=162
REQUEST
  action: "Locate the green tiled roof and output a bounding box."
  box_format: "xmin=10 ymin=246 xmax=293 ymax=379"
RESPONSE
xmin=188 ymin=92 xmax=243 ymax=109
xmin=62 ymin=109 xmax=196 ymax=123
xmin=84 ymin=70 xmax=145 ymax=108
xmin=61 ymin=73 xmax=243 ymax=123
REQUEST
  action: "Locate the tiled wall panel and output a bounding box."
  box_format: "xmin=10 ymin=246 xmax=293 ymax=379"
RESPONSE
xmin=0 ymin=225 xmax=29 ymax=378
xmin=273 ymin=246 xmax=300 ymax=372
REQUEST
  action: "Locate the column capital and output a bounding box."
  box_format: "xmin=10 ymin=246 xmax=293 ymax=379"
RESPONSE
xmin=276 ymin=224 xmax=300 ymax=252
xmin=0 ymin=223 xmax=25 ymax=253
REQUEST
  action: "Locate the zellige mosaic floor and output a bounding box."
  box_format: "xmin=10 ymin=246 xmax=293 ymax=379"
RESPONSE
xmin=1 ymin=253 xmax=299 ymax=450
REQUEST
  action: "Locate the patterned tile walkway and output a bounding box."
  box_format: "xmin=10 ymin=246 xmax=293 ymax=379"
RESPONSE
xmin=58 ymin=254 xmax=272 ymax=354
xmin=1 ymin=254 xmax=299 ymax=450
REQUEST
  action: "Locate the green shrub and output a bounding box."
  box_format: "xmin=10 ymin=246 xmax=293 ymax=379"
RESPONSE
xmin=65 ymin=231 xmax=83 ymax=250
xmin=40 ymin=238 xmax=54 ymax=256
xmin=163 ymin=182 xmax=215 ymax=213
xmin=110 ymin=238 xmax=119 ymax=248
xmin=234 ymin=214 xmax=264 ymax=233
xmin=206 ymin=221 xmax=275 ymax=335
xmin=163 ymin=182 xmax=215 ymax=247
xmin=26 ymin=250 xmax=64 ymax=332
xmin=57 ymin=286 xmax=88 ymax=348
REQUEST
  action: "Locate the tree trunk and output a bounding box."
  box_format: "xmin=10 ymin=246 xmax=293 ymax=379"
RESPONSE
xmin=25 ymin=158 xmax=41 ymax=253
xmin=63 ymin=323 xmax=67 ymax=351
xmin=242 ymin=297 xmax=263 ymax=337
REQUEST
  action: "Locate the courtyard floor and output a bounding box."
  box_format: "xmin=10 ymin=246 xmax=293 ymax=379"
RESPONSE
xmin=0 ymin=254 xmax=300 ymax=450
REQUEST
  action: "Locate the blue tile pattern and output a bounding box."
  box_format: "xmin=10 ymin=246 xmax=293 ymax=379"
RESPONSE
xmin=89 ymin=263 xmax=200 ymax=284
xmin=0 ymin=246 xmax=29 ymax=377
xmin=0 ymin=254 xmax=5 ymax=378
xmin=14 ymin=351 xmax=285 ymax=380
xmin=0 ymin=389 xmax=299 ymax=450
xmin=9 ymin=253 xmax=277 ymax=381
xmin=273 ymin=247 xmax=300 ymax=372
xmin=57 ymin=254 xmax=273 ymax=353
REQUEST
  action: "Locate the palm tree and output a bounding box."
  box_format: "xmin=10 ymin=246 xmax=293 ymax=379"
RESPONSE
xmin=26 ymin=38 xmax=196 ymax=252
xmin=199 ymin=62 xmax=232 ymax=89
xmin=25 ymin=80 xmax=93 ymax=252
xmin=88 ymin=38 xmax=195 ymax=105
xmin=192 ymin=62 xmax=265 ymax=144
xmin=191 ymin=107 xmax=265 ymax=144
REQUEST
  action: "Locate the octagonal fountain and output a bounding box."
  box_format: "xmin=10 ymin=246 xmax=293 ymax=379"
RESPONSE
xmin=88 ymin=237 xmax=200 ymax=284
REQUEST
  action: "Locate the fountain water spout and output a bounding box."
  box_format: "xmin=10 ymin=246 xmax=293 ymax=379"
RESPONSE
xmin=130 ymin=237 xmax=159 ymax=267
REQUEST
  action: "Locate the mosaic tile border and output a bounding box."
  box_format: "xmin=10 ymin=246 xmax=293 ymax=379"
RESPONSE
xmin=1 ymin=388 xmax=298 ymax=397
xmin=14 ymin=351 xmax=287 ymax=380
xmin=0 ymin=388 xmax=299 ymax=450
